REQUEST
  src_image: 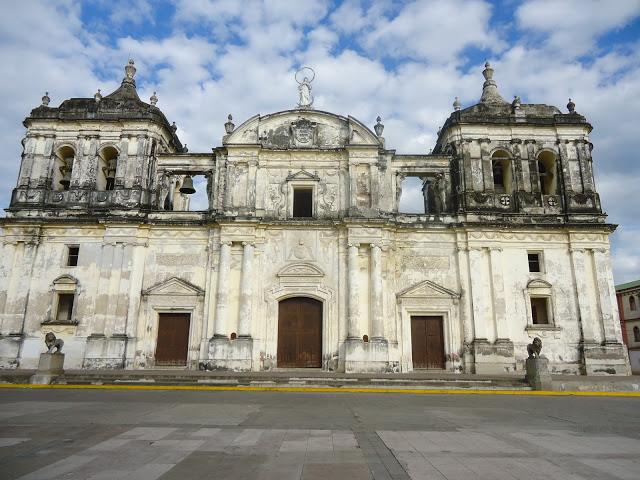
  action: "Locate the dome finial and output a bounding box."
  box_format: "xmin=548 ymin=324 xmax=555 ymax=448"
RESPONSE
xmin=123 ymin=58 xmax=137 ymax=86
xmin=567 ymin=98 xmax=576 ymax=113
xmin=453 ymin=96 xmax=461 ymax=111
xmin=94 ymin=88 xmax=102 ymax=103
xmin=41 ymin=91 xmax=50 ymax=106
xmin=480 ymin=60 xmax=506 ymax=104
xmin=150 ymin=91 xmax=158 ymax=105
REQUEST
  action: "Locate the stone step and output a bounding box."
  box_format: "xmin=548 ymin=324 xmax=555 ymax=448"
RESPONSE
xmin=47 ymin=372 xmax=530 ymax=390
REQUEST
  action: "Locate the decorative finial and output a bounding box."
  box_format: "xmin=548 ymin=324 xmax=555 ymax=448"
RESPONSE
xmin=453 ymin=96 xmax=461 ymax=111
xmin=480 ymin=61 xmax=507 ymax=104
xmin=123 ymin=59 xmax=136 ymax=86
xmin=150 ymin=91 xmax=158 ymax=105
xmin=512 ymin=95 xmax=521 ymax=109
xmin=41 ymin=91 xmax=50 ymax=106
xmin=224 ymin=114 xmax=235 ymax=134
xmin=374 ymin=116 xmax=384 ymax=136
xmin=295 ymin=67 xmax=315 ymax=109
xmin=171 ymin=121 xmax=177 ymax=132
xmin=567 ymin=98 xmax=576 ymax=113
xmin=94 ymin=89 xmax=102 ymax=103
xmin=182 ymin=144 xmax=188 ymax=153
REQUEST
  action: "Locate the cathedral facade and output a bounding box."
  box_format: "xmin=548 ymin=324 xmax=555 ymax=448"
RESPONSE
xmin=0 ymin=61 xmax=630 ymax=375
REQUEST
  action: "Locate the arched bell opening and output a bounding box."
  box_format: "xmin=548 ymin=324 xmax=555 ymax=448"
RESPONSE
xmin=97 ymin=146 xmax=118 ymax=191
xmin=53 ymin=146 xmax=75 ymax=191
xmin=491 ymin=149 xmax=512 ymax=194
xmin=537 ymin=151 xmax=557 ymax=195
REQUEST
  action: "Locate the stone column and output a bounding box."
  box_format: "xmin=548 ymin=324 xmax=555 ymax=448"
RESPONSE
xmin=593 ymin=248 xmax=620 ymax=343
xmin=489 ymin=247 xmax=508 ymax=340
xmin=238 ymin=242 xmax=254 ymax=337
xmin=456 ymin=246 xmax=474 ymax=345
xmin=468 ymin=247 xmax=489 ymax=341
xmin=347 ymin=242 xmax=360 ymax=339
xmin=370 ymin=244 xmax=384 ymax=339
xmin=570 ymin=248 xmax=596 ymax=343
xmin=213 ymin=241 xmax=232 ymax=338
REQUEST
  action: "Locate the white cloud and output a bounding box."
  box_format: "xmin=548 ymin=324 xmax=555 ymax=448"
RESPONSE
xmin=107 ymin=0 xmax=155 ymax=26
xmin=516 ymin=0 xmax=640 ymax=58
xmin=363 ymin=0 xmax=501 ymax=63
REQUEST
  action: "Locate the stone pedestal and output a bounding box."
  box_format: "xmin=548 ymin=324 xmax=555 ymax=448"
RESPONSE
xmin=526 ymin=357 xmax=552 ymax=391
xmin=582 ymin=342 xmax=631 ymax=375
xmin=83 ymin=334 xmax=127 ymax=369
xmin=30 ymin=353 xmax=65 ymax=384
xmin=472 ymin=338 xmax=517 ymax=374
xmin=205 ymin=336 xmax=253 ymax=371
xmin=344 ymin=337 xmax=390 ymax=373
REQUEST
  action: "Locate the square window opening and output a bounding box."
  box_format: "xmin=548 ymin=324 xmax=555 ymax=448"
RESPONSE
xmin=528 ymin=252 xmax=541 ymax=273
xmin=293 ymin=188 xmax=313 ymax=218
xmin=56 ymin=293 xmax=75 ymax=321
xmin=67 ymin=246 xmax=79 ymax=267
xmin=531 ymin=297 xmax=550 ymax=325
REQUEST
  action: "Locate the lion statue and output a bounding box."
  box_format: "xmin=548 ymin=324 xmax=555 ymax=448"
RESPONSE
xmin=44 ymin=332 xmax=64 ymax=354
xmin=527 ymin=337 xmax=542 ymax=359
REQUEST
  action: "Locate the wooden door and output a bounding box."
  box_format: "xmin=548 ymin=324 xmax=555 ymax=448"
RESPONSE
xmin=277 ymin=297 xmax=322 ymax=368
xmin=155 ymin=313 xmax=190 ymax=366
xmin=411 ymin=316 xmax=445 ymax=369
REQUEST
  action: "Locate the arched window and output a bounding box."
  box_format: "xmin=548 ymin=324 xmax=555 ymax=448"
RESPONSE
xmin=630 ymin=296 xmax=637 ymax=311
xmin=97 ymin=146 xmax=118 ymax=191
xmin=537 ymin=151 xmax=557 ymax=195
xmin=634 ymin=326 xmax=640 ymax=342
xmin=491 ymin=150 xmax=512 ymax=193
xmin=53 ymin=146 xmax=75 ymax=191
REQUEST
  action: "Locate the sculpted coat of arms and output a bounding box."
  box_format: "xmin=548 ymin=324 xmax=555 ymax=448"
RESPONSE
xmin=290 ymin=118 xmax=317 ymax=147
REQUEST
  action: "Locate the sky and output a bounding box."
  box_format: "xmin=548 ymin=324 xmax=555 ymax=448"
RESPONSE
xmin=0 ymin=0 xmax=639 ymax=283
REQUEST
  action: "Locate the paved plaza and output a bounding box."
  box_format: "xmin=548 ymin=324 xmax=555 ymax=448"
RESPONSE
xmin=0 ymin=388 xmax=639 ymax=479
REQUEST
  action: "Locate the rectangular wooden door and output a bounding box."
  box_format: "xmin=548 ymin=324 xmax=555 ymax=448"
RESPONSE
xmin=155 ymin=313 xmax=190 ymax=366
xmin=411 ymin=316 xmax=445 ymax=369
xmin=277 ymin=297 xmax=323 ymax=368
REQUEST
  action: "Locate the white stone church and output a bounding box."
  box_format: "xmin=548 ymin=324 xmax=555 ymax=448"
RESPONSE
xmin=0 ymin=60 xmax=630 ymax=375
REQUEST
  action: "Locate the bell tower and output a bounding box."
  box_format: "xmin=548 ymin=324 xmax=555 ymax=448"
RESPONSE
xmin=9 ymin=60 xmax=183 ymax=217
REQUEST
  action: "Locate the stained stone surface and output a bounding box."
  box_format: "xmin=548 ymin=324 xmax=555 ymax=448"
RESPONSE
xmin=1 ymin=389 xmax=640 ymax=479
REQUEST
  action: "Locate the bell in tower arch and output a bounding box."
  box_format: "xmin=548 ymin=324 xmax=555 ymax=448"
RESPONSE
xmin=179 ymin=175 xmax=196 ymax=194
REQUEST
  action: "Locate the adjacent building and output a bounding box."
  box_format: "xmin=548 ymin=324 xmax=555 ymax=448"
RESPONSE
xmin=616 ymin=279 xmax=640 ymax=374
xmin=0 ymin=60 xmax=630 ymax=375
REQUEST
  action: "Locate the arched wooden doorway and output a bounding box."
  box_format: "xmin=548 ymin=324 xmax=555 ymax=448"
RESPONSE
xmin=277 ymin=297 xmax=322 ymax=368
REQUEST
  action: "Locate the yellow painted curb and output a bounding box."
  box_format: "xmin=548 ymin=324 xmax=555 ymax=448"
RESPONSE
xmin=0 ymin=383 xmax=639 ymax=396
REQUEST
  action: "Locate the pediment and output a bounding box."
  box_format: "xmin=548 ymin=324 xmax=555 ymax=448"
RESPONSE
xmin=397 ymin=279 xmax=460 ymax=299
xmin=53 ymin=274 xmax=78 ymax=285
xmin=277 ymin=262 xmax=324 ymax=278
xmin=286 ymin=169 xmax=320 ymax=181
xmin=143 ymin=277 xmax=204 ymax=297
xmin=527 ymin=279 xmax=552 ymax=288
xmin=224 ymin=110 xmax=380 ymax=149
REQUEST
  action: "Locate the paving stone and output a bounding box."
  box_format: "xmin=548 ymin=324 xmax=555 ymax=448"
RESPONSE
xmin=302 ymin=463 xmax=372 ymax=480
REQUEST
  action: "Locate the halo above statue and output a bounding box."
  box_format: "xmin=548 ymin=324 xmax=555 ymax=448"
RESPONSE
xmin=295 ymin=67 xmax=315 ymax=109
xmin=295 ymin=67 xmax=315 ymax=84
